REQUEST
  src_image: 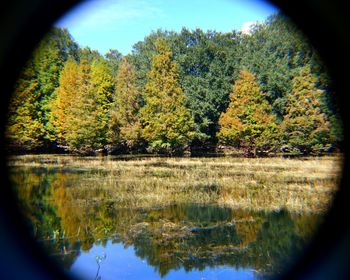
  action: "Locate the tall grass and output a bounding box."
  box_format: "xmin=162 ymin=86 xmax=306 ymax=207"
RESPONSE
xmin=8 ymin=155 xmax=342 ymax=213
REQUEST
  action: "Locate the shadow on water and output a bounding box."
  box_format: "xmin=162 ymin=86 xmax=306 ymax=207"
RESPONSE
xmin=9 ymin=164 xmax=323 ymax=280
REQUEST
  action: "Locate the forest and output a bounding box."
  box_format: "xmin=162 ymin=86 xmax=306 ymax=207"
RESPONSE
xmin=6 ymin=13 xmax=343 ymax=156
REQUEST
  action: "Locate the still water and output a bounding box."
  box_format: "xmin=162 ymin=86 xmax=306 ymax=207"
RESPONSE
xmin=9 ymin=162 xmax=323 ymax=280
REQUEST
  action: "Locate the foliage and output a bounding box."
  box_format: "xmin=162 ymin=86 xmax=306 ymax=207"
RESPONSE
xmin=7 ymin=27 xmax=78 ymax=149
xmin=140 ymin=40 xmax=196 ymax=155
xmin=282 ymin=67 xmax=331 ymax=154
xmin=217 ymin=70 xmax=279 ymax=156
xmin=109 ymin=58 xmax=143 ymax=149
xmin=7 ymin=59 xmax=43 ymax=149
xmin=105 ymin=49 xmax=123 ymax=77
xmin=6 ymin=14 xmax=343 ymax=155
xmin=176 ymin=28 xmax=241 ymax=145
xmin=51 ymin=59 xmax=80 ymax=143
xmin=53 ymin=58 xmax=114 ymax=150
xmin=239 ymin=14 xmax=314 ymax=120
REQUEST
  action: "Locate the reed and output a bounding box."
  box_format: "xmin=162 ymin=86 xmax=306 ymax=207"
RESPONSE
xmin=8 ymin=154 xmax=342 ymax=213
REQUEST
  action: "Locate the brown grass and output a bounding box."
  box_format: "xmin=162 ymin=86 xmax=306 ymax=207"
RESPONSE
xmin=8 ymin=154 xmax=343 ymax=213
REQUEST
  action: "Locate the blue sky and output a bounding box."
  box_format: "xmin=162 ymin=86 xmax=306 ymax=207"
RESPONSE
xmin=55 ymin=0 xmax=278 ymax=55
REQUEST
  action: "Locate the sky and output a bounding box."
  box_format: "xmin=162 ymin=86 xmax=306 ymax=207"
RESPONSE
xmin=55 ymin=0 xmax=278 ymax=55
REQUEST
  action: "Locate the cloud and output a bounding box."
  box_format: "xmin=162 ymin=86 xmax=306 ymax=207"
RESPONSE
xmin=240 ymin=21 xmax=255 ymax=35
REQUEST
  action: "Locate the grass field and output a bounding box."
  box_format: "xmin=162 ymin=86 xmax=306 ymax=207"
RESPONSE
xmin=8 ymin=154 xmax=343 ymax=213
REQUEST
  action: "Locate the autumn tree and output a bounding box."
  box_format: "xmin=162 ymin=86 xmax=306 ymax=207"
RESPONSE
xmin=7 ymin=16 xmax=341 ymax=154
xmin=282 ymin=67 xmax=331 ymax=154
xmin=7 ymin=27 xmax=78 ymax=150
xmin=51 ymin=59 xmax=80 ymax=144
xmin=109 ymin=58 xmax=143 ymax=150
xmin=217 ymin=70 xmax=279 ymax=156
xmin=140 ymin=39 xmax=196 ymax=155
xmin=33 ymin=27 xmax=79 ymax=142
xmin=55 ymin=58 xmax=91 ymax=149
xmin=53 ymin=58 xmax=114 ymax=151
xmin=6 ymin=59 xmax=42 ymax=150
xmin=89 ymin=58 xmax=115 ymax=146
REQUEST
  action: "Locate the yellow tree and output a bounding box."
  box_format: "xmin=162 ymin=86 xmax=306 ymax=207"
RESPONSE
xmin=282 ymin=67 xmax=330 ymax=154
xmin=109 ymin=58 xmax=143 ymax=149
xmin=52 ymin=58 xmax=114 ymax=151
xmin=140 ymin=39 xmax=196 ymax=155
xmin=217 ymin=70 xmax=278 ymax=156
xmin=6 ymin=60 xmax=42 ymax=149
xmin=51 ymin=59 xmax=80 ymax=144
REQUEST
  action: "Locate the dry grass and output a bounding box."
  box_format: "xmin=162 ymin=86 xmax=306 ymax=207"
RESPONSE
xmin=8 ymin=154 xmax=343 ymax=213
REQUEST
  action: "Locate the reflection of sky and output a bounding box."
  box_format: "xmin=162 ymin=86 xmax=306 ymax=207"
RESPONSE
xmin=55 ymin=0 xmax=278 ymax=55
xmin=70 ymin=241 xmax=255 ymax=280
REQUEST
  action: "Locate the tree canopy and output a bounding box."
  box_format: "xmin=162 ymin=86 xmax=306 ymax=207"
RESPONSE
xmin=140 ymin=39 xmax=196 ymax=155
xmin=6 ymin=13 xmax=342 ymax=156
xmin=217 ymin=70 xmax=279 ymax=156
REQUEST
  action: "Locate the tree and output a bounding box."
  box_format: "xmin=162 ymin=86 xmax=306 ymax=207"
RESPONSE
xmin=54 ymin=57 xmax=114 ymax=151
xmin=239 ymin=13 xmax=315 ymax=121
xmin=33 ymin=27 xmax=79 ymax=142
xmin=51 ymin=59 xmax=80 ymax=144
xmin=7 ymin=15 xmax=340 ymax=155
xmin=56 ymin=58 xmax=92 ymax=149
xmin=7 ymin=27 xmax=78 ymax=150
xmin=282 ymin=67 xmax=331 ymax=154
xmin=6 ymin=59 xmax=43 ymax=149
xmin=130 ymin=30 xmax=175 ymax=89
xmin=177 ymin=28 xmax=240 ymax=146
xmin=87 ymin=58 xmax=115 ymax=146
xmin=109 ymin=58 xmax=143 ymax=150
xmin=217 ymin=70 xmax=279 ymax=156
xmin=105 ymin=49 xmax=123 ymax=77
xmin=78 ymin=47 xmax=102 ymax=63
xmin=140 ymin=39 xmax=196 ymax=155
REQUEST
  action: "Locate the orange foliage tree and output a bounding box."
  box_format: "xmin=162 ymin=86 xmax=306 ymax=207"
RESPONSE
xmin=282 ymin=67 xmax=331 ymax=154
xmin=217 ymin=70 xmax=279 ymax=156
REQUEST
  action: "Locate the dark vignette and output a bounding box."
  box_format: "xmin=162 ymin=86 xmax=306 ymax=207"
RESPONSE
xmin=0 ymin=0 xmax=349 ymax=279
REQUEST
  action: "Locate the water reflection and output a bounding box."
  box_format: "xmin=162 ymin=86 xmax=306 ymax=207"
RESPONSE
xmin=10 ymin=166 xmax=322 ymax=279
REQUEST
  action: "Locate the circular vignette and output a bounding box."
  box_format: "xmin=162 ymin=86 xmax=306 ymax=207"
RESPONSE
xmin=0 ymin=0 xmax=349 ymax=279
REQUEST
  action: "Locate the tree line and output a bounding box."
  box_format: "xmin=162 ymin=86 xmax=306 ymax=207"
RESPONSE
xmin=6 ymin=13 xmax=343 ymax=156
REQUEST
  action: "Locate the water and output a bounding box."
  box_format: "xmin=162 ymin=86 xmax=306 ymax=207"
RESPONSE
xmin=9 ymin=159 xmax=324 ymax=280
xmin=38 ymin=204 xmax=316 ymax=280
xmin=70 ymin=242 xmax=255 ymax=280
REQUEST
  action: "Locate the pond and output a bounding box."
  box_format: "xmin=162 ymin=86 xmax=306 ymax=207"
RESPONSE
xmin=9 ymin=155 xmax=340 ymax=279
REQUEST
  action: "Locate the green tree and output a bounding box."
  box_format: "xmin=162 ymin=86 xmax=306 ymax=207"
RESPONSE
xmin=239 ymin=13 xmax=315 ymax=120
xmin=34 ymin=27 xmax=79 ymax=142
xmin=140 ymin=39 xmax=196 ymax=155
xmin=78 ymin=47 xmax=102 ymax=63
xmin=282 ymin=67 xmax=331 ymax=154
xmin=89 ymin=58 xmax=115 ymax=145
xmin=7 ymin=27 xmax=78 ymax=149
xmin=109 ymin=58 xmax=143 ymax=150
xmin=217 ymin=70 xmax=279 ymax=156
xmin=105 ymin=49 xmax=123 ymax=77
xmin=6 ymin=59 xmax=42 ymax=149
xmin=177 ymin=28 xmax=240 ymax=146
xmin=130 ymin=30 xmax=175 ymax=89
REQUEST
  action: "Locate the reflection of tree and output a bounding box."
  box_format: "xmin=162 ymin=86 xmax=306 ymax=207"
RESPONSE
xmin=11 ymin=167 xmax=322 ymax=278
xmin=248 ymin=210 xmax=320 ymax=278
xmin=10 ymin=168 xmax=81 ymax=269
